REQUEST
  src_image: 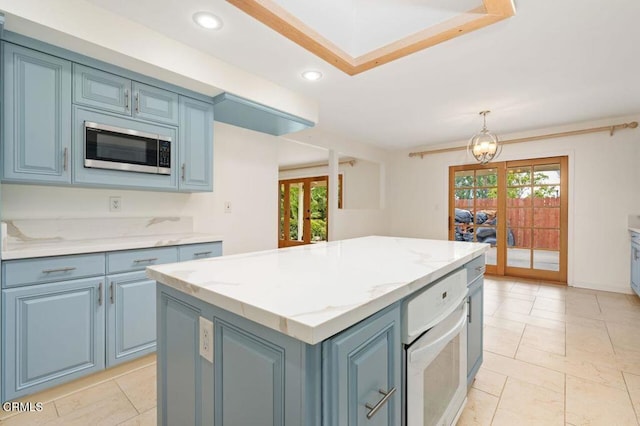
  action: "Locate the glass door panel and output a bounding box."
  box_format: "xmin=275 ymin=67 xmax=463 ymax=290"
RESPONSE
xmin=452 ymin=167 xmax=498 ymax=273
xmin=309 ymin=178 xmax=328 ymax=243
xmin=506 ymin=160 xmax=565 ymax=281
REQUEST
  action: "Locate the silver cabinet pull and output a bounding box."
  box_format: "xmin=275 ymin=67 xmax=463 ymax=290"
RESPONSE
xmin=135 ymin=92 xmax=140 ymax=113
xmin=63 ymin=147 xmax=68 ymax=171
xmin=194 ymin=251 xmax=212 ymax=256
xmin=98 ymin=282 xmax=103 ymax=306
xmin=365 ymin=387 xmax=396 ymax=419
xmin=42 ymin=267 xmax=76 ymax=274
xmin=124 ymin=89 xmax=129 ymax=110
xmin=467 ymin=296 xmax=472 ymax=323
xmin=475 ymin=265 xmax=486 ymax=273
xmin=133 ymin=257 xmax=158 ymax=263
xmin=110 ymin=282 xmax=114 ymax=304
xmin=181 ymin=163 xmax=186 ymax=181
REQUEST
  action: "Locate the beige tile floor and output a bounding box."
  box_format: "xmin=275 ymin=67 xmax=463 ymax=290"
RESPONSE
xmin=458 ymin=277 xmax=640 ymax=426
xmin=1 ymin=277 xmax=639 ymax=425
xmin=0 ymin=354 xmax=157 ymax=425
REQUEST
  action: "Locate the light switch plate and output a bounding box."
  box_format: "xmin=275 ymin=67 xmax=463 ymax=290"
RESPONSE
xmin=199 ymin=316 xmax=214 ymax=363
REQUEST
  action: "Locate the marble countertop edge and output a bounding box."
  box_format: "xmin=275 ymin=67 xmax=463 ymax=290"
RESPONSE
xmin=630 ymin=227 xmax=640 ymax=234
xmin=2 ymin=233 xmax=224 ymax=260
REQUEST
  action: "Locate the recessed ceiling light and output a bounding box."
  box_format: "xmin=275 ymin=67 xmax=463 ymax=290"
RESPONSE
xmin=301 ymin=70 xmax=323 ymax=81
xmin=193 ymin=12 xmax=223 ymax=30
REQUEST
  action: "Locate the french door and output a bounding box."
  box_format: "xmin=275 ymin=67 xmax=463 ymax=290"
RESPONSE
xmin=449 ymin=156 xmax=568 ymax=283
xmin=279 ymin=176 xmax=329 ymax=248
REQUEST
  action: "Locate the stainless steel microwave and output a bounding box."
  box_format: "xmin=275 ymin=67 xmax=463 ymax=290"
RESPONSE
xmin=84 ymin=122 xmax=171 ymax=175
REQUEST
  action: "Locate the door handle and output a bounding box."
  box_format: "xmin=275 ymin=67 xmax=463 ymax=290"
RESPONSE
xmin=135 ymin=92 xmax=140 ymax=113
xmin=365 ymin=387 xmax=396 ymax=419
xmin=181 ymin=164 xmax=186 ymax=181
xmin=467 ymin=296 xmax=472 ymax=323
xmin=98 ymin=282 xmax=103 ymax=306
xmin=63 ymin=147 xmax=68 ymax=172
xmin=124 ymin=89 xmax=129 ymax=110
xmin=110 ymin=282 xmax=114 ymax=304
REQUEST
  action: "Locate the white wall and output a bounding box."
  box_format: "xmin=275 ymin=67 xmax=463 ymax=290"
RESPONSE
xmin=1 ymin=123 xmax=279 ymax=255
xmin=387 ymin=115 xmax=640 ymax=294
xmin=278 ymin=159 xmax=388 ymax=240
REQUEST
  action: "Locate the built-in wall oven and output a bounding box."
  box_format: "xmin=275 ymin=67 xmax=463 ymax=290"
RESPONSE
xmin=403 ymin=269 xmax=468 ymax=426
xmin=84 ymin=122 xmax=172 ymax=175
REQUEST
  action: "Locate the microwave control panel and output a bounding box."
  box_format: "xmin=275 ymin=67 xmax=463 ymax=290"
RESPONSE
xmin=159 ymin=140 xmax=171 ymax=168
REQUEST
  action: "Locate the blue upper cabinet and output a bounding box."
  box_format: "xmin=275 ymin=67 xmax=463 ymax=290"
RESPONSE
xmin=73 ymin=64 xmax=132 ymax=115
xmin=74 ymin=65 xmax=180 ymax=126
xmin=179 ymin=96 xmax=213 ymax=192
xmin=133 ymin=82 xmax=179 ymax=125
xmin=2 ymin=43 xmax=72 ymax=184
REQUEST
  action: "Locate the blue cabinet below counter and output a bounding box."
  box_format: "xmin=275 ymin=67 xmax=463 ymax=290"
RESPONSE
xmin=631 ymin=231 xmax=640 ymax=297
xmin=1 ymin=241 xmax=222 ymax=401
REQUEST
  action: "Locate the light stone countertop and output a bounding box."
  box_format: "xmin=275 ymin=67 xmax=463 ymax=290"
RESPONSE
xmin=146 ymin=236 xmax=488 ymax=345
xmin=630 ymin=228 xmax=640 ymax=234
xmin=1 ymin=217 xmax=222 ymax=260
xmin=2 ymin=233 xmax=223 ymax=260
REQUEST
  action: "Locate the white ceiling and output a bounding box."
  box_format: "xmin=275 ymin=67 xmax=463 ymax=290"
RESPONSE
xmin=86 ymin=0 xmax=640 ymax=150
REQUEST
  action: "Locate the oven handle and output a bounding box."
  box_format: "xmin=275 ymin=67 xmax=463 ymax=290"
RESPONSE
xmin=409 ymin=303 xmax=467 ymax=364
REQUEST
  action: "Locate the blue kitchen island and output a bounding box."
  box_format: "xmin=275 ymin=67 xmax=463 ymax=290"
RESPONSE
xmin=147 ymin=236 xmax=487 ymax=426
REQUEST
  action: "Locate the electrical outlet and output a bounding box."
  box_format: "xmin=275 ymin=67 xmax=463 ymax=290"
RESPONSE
xmin=224 ymin=201 xmax=232 ymax=213
xmin=199 ymin=317 xmax=214 ymax=363
xmin=109 ymin=196 xmax=122 ymax=212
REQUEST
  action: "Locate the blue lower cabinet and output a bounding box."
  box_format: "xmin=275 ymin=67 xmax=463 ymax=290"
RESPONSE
xmin=157 ymin=284 xmax=401 ymax=426
xmin=467 ymin=276 xmax=484 ymax=386
xmin=1 ymin=242 xmax=222 ymax=402
xmin=2 ymin=277 xmax=105 ymax=400
xmin=631 ymin=236 xmax=640 ymax=297
xmin=323 ymin=304 xmax=401 ymax=426
xmin=106 ymin=271 xmax=157 ymax=367
xmin=157 ymin=285 xmax=308 ymax=426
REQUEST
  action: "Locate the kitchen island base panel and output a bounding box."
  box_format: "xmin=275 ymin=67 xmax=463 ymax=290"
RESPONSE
xmin=158 ymin=284 xmax=316 ymax=426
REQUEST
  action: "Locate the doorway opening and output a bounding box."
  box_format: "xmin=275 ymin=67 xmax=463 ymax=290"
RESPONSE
xmin=279 ymin=175 xmax=342 ymax=248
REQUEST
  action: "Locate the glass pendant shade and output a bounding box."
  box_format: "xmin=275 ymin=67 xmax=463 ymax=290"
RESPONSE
xmin=468 ymin=111 xmax=501 ymax=164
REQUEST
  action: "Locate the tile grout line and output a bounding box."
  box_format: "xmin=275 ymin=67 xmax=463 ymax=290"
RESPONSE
xmin=621 ymin=372 xmax=640 ymax=426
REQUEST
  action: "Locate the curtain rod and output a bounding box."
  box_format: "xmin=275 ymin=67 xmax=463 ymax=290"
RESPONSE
xmin=279 ymin=159 xmax=356 ymax=172
xmin=408 ymin=121 xmax=638 ymax=159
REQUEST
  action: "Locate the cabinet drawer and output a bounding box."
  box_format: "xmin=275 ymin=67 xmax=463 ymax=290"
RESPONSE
xmin=631 ymin=232 xmax=640 ymax=244
xmin=465 ymin=255 xmax=486 ymax=284
xmin=178 ymin=242 xmax=222 ymax=262
xmin=107 ymin=247 xmax=178 ymax=273
xmin=2 ymin=254 xmax=105 ymax=288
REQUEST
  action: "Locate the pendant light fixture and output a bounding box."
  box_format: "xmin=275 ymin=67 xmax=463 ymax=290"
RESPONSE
xmin=468 ymin=110 xmax=501 ymax=164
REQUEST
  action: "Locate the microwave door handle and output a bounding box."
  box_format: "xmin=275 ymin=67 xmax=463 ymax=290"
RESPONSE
xmin=409 ymin=303 xmax=467 ymax=364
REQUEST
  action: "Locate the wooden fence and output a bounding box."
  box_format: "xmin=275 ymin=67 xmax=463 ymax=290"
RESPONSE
xmin=454 ymin=198 xmax=560 ymax=250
